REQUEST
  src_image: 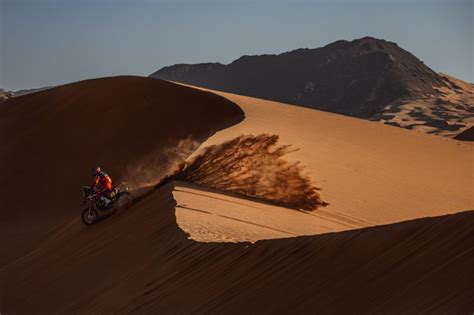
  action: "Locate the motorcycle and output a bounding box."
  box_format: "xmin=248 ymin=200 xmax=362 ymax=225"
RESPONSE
xmin=81 ymin=182 xmax=133 ymax=225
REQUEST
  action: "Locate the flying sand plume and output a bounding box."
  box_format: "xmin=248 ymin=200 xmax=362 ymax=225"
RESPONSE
xmin=122 ymin=137 xmax=201 ymax=190
xmin=176 ymin=134 xmax=328 ymax=210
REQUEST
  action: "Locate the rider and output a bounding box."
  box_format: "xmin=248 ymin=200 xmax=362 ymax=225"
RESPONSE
xmin=91 ymin=166 xmax=113 ymax=208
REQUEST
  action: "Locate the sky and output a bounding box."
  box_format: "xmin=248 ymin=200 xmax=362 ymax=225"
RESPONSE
xmin=1 ymin=0 xmax=472 ymax=90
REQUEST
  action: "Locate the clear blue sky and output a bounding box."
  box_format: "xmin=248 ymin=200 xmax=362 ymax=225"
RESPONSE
xmin=1 ymin=0 xmax=472 ymax=90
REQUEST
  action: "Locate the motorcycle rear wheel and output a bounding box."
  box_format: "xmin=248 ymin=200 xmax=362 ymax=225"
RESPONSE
xmin=82 ymin=208 xmax=99 ymax=225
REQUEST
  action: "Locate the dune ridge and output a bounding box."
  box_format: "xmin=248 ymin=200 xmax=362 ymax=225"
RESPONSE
xmin=0 ymin=76 xmax=244 ymax=266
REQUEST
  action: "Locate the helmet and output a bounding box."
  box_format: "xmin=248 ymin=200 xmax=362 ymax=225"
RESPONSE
xmin=91 ymin=166 xmax=101 ymax=177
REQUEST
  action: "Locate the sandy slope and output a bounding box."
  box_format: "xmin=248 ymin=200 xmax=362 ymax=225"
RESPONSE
xmin=1 ymin=183 xmax=473 ymax=313
xmin=175 ymin=85 xmax=473 ymax=242
xmin=174 ymin=181 xmax=368 ymax=242
xmin=0 ymin=76 xmax=244 ymax=266
xmin=1 ymin=79 xmax=473 ymax=312
xmin=376 ymin=74 xmax=474 ymax=138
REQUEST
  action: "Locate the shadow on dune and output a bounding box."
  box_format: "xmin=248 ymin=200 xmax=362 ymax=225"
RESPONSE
xmin=1 ymin=183 xmax=473 ymax=313
xmin=176 ymin=134 xmax=327 ymax=210
xmin=0 ymin=76 xmax=244 ymax=267
xmin=454 ymin=126 xmax=474 ymax=141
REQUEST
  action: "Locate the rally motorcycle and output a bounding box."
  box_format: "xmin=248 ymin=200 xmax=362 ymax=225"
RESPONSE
xmin=81 ymin=182 xmax=133 ymax=225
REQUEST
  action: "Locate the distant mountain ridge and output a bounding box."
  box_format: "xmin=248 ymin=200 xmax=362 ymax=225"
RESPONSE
xmin=0 ymin=86 xmax=54 ymax=102
xmin=13 ymin=86 xmax=53 ymax=97
xmin=151 ymin=37 xmax=447 ymax=117
xmin=151 ymin=37 xmax=473 ymax=138
xmin=0 ymin=86 xmax=54 ymax=101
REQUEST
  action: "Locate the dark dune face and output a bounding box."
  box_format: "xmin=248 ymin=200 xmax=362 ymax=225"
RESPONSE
xmin=177 ymin=134 xmax=327 ymax=210
xmin=1 ymin=183 xmax=472 ymax=313
xmin=0 ymin=76 xmax=244 ymax=266
xmin=151 ymin=37 xmax=446 ymax=118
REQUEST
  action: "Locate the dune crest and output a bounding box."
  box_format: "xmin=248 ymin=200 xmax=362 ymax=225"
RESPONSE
xmin=0 ymin=76 xmax=244 ymax=266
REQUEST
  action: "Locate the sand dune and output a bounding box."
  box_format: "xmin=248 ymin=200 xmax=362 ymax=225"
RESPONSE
xmin=1 ymin=78 xmax=473 ymax=312
xmin=0 ymin=76 xmax=243 ymax=266
xmin=1 ymin=183 xmax=473 ymax=313
xmin=376 ymin=74 xmax=474 ymax=138
xmin=179 ymin=85 xmax=473 ymax=234
xmin=174 ymin=181 xmax=364 ymax=243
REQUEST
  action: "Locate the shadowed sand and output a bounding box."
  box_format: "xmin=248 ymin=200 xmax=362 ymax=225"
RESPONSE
xmin=0 ymin=76 xmax=244 ymax=266
xmin=376 ymin=74 xmax=474 ymax=138
xmin=1 ymin=183 xmax=473 ymax=313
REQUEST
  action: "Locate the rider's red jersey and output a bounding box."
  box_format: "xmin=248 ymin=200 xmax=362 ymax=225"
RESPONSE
xmin=92 ymin=172 xmax=112 ymax=193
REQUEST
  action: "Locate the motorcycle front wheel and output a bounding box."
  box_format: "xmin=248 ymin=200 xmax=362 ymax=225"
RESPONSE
xmin=82 ymin=208 xmax=99 ymax=225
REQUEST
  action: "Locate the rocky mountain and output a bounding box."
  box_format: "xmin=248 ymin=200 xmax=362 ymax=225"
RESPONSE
xmin=151 ymin=37 xmax=447 ymax=117
xmin=151 ymin=37 xmax=473 ymax=138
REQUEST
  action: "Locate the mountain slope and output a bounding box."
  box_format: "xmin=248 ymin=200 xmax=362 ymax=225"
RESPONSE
xmin=151 ymin=37 xmax=446 ymax=117
xmin=151 ymin=37 xmax=473 ymax=137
